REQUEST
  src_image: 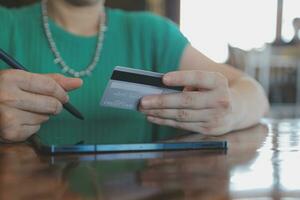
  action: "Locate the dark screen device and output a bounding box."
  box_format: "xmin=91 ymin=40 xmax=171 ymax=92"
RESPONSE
xmin=29 ymin=135 xmax=227 ymax=155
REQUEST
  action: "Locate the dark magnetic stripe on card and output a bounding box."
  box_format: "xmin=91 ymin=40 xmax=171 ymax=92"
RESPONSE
xmin=111 ymin=70 xmax=184 ymax=91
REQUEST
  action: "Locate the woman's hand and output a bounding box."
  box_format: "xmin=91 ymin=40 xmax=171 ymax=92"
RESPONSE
xmin=140 ymin=70 xmax=239 ymax=135
xmin=0 ymin=69 xmax=82 ymax=143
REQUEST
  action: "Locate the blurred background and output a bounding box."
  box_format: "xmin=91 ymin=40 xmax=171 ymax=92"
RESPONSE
xmin=1 ymin=0 xmax=300 ymax=105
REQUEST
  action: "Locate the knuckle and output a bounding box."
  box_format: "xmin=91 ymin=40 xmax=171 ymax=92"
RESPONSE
xmin=54 ymin=101 xmax=63 ymax=115
xmin=157 ymin=97 xmax=165 ymax=108
xmin=25 ymin=72 xmax=35 ymax=91
xmin=220 ymin=99 xmax=230 ymax=109
xmin=177 ymin=110 xmax=189 ymax=121
xmin=44 ymin=78 xmax=58 ymax=96
xmin=1 ymin=127 xmax=21 ymax=142
xmin=48 ymin=99 xmax=62 ymax=115
xmin=51 ymin=100 xmax=62 ymax=115
xmin=181 ymin=93 xmax=194 ymax=107
xmin=48 ymin=73 xmax=65 ymax=85
xmin=217 ymin=94 xmax=231 ymax=109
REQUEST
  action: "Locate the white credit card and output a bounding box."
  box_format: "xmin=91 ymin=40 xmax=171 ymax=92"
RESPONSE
xmin=100 ymin=66 xmax=183 ymax=110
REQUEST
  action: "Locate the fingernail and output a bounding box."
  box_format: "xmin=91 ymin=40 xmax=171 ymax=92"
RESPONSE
xmin=66 ymin=95 xmax=70 ymax=102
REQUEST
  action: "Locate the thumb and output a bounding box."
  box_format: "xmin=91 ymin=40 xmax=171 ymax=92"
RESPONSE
xmin=46 ymin=74 xmax=83 ymax=91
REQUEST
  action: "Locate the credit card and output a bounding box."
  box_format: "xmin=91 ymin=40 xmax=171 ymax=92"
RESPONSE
xmin=100 ymin=66 xmax=183 ymax=110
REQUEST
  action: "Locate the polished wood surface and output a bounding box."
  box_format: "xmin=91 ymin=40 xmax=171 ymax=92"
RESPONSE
xmin=1 ymin=105 xmax=300 ymax=200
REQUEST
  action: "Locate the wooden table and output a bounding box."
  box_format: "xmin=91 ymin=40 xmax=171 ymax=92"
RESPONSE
xmin=1 ymin=105 xmax=300 ymax=200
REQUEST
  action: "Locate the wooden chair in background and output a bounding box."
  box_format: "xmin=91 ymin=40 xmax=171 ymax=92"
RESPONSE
xmin=228 ymin=44 xmax=300 ymax=104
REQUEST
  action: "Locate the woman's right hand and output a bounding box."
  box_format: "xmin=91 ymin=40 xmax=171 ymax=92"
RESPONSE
xmin=0 ymin=69 xmax=83 ymax=143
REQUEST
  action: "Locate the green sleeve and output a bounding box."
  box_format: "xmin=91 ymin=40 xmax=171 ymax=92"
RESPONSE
xmin=145 ymin=13 xmax=189 ymax=73
xmin=0 ymin=6 xmax=13 ymax=69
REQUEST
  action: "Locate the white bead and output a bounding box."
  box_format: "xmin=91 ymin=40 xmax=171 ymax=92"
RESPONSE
xmin=79 ymin=71 xmax=86 ymax=77
xmin=69 ymin=69 xmax=75 ymax=74
xmin=62 ymin=67 xmax=68 ymax=73
xmin=54 ymin=58 xmax=60 ymax=64
xmin=41 ymin=0 xmax=106 ymax=78
xmin=86 ymin=71 xmax=92 ymax=76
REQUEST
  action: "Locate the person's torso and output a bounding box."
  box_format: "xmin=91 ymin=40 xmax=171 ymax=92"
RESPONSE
xmin=0 ymin=3 xmax=184 ymax=145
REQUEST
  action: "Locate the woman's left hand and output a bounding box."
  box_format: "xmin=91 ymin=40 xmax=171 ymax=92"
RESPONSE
xmin=139 ymin=70 xmax=238 ymax=135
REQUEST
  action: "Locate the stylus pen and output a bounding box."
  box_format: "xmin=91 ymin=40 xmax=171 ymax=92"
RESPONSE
xmin=0 ymin=48 xmax=84 ymax=120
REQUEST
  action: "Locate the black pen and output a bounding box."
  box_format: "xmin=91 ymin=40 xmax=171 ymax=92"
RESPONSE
xmin=0 ymin=48 xmax=84 ymax=120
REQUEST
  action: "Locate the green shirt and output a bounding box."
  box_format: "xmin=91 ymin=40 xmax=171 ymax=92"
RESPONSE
xmin=0 ymin=3 xmax=189 ymax=145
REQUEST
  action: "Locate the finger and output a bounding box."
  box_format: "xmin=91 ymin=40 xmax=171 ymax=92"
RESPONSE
xmin=16 ymin=72 xmax=69 ymax=103
xmin=0 ymin=125 xmax=41 ymax=142
xmin=147 ymin=116 xmax=225 ymax=136
xmin=21 ymin=125 xmax=41 ymax=140
xmin=163 ymin=71 xmax=227 ymax=90
xmin=17 ymin=110 xmax=49 ymax=126
xmin=46 ymin=74 xmax=83 ymax=91
xmin=141 ymin=108 xmax=223 ymax=122
xmin=147 ymin=116 xmax=205 ymax=132
xmin=11 ymin=90 xmax=63 ymax=115
xmin=141 ymin=91 xmax=218 ymax=109
xmin=1 ymin=107 xmax=50 ymax=126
